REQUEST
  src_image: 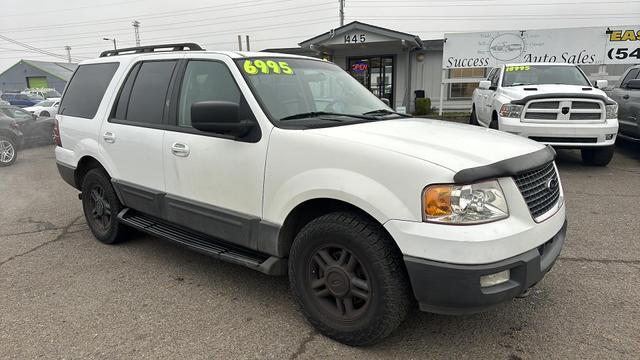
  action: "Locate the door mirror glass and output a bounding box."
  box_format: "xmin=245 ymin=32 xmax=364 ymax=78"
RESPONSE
xmin=594 ymin=79 xmax=608 ymax=89
xmin=625 ymin=79 xmax=640 ymax=90
xmin=479 ymin=80 xmax=491 ymax=90
xmin=191 ymin=101 xmax=253 ymax=136
xmin=380 ymin=98 xmax=390 ymax=106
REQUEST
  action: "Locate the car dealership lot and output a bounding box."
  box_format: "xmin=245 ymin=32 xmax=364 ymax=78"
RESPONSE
xmin=1 ymin=143 xmax=639 ymax=359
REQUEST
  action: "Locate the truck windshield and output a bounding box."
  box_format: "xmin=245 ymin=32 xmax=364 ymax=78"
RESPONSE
xmin=235 ymin=57 xmax=398 ymax=127
xmin=502 ymin=65 xmax=591 ymax=87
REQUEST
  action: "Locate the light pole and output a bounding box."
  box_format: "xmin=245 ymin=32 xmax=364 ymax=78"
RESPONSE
xmin=102 ymin=37 xmax=117 ymax=50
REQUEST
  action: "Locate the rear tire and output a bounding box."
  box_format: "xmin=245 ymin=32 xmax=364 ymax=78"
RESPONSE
xmin=469 ymin=107 xmax=479 ymax=126
xmin=0 ymin=136 xmax=17 ymax=167
xmin=489 ymin=113 xmax=499 ymax=130
xmin=581 ymin=146 xmax=614 ymax=166
xmin=288 ymin=211 xmax=412 ymax=346
xmin=81 ymin=168 xmax=128 ymax=244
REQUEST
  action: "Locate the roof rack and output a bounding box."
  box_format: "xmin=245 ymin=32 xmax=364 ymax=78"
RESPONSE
xmin=99 ymin=43 xmax=204 ymax=58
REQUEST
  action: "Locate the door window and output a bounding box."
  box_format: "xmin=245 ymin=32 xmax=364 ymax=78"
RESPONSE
xmin=621 ymin=68 xmax=639 ymax=87
xmin=124 ymin=61 xmax=177 ymax=125
xmin=177 ymin=60 xmax=242 ymax=127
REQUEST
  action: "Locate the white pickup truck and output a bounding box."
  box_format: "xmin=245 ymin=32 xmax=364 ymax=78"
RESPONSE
xmin=470 ymin=63 xmax=619 ymax=166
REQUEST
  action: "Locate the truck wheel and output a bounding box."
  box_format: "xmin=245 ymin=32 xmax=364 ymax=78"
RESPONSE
xmin=0 ymin=136 xmax=17 ymax=167
xmin=581 ymin=146 xmax=614 ymax=166
xmin=288 ymin=211 xmax=412 ymax=346
xmin=469 ymin=107 xmax=479 ymax=126
xmin=81 ymin=168 xmax=128 ymax=244
xmin=490 ymin=113 xmax=499 ymax=130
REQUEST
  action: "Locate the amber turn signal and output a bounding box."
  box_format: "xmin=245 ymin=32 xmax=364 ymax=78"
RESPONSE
xmin=423 ymin=185 xmax=453 ymax=218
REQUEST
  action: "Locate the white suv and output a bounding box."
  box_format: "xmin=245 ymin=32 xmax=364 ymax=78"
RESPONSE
xmin=471 ymin=63 xmax=619 ymax=166
xmin=55 ymin=44 xmax=567 ymax=346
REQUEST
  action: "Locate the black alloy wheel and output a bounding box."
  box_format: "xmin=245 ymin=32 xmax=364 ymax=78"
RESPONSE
xmin=308 ymin=245 xmax=371 ymax=320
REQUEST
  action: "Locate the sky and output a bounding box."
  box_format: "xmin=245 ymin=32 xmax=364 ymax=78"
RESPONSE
xmin=0 ymin=0 xmax=639 ymax=72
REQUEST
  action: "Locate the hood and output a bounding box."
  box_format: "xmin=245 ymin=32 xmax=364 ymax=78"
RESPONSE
xmin=499 ymin=84 xmax=608 ymax=100
xmin=311 ymin=118 xmax=545 ymax=173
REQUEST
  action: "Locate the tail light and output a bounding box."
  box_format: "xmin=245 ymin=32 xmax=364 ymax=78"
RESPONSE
xmin=53 ymin=118 xmax=62 ymax=147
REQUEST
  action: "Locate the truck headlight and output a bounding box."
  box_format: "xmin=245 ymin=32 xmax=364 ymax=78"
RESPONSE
xmin=423 ymin=180 xmax=509 ymax=224
xmin=499 ymin=104 xmax=523 ymax=118
xmin=605 ymin=104 xmax=617 ymax=119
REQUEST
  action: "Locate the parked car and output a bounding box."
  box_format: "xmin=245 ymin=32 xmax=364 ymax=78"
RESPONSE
xmin=56 ymin=44 xmax=566 ymax=345
xmin=21 ymin=88 xmax=62 ymax=100
xmin=1 ymin=92 xmax=45 ymax=107
xmin=470 ymin=63 xmax=619 ymax=166
xmin=0 ymin=105 xmax=54 ymax=146
xmin=24 ymin=99 xmax=60 ymax=117
xmin=0 ymin=99 xmax=9 ymax=106
xmin=606 ymin=65 xmax=640 ymax=141
xmin=0 ymin=112 xmax=24 ymax=166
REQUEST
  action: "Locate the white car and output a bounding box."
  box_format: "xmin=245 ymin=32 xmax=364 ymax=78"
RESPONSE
xmin=24 ymin=99 xmax=59 ymax=117
xmin=470 ymin=63 xmax=619 ymax=166
xmin=55 ymin=44 xmax=566 ymax=346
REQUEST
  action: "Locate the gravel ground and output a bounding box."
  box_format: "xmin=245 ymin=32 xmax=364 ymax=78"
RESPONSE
xmin=0 ymin=141 xmax=638 ymax=359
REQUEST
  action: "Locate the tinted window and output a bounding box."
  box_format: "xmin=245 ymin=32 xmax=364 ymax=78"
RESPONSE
xmin=621 ymin=68 xmax=639 ymax=86
xmin=177 ymin=61 xmax=241 ymax=127
xmin=125 ymin=61 xmax=176 ymax=124
xmin=59 ymin=62 xmax=119 ymax=118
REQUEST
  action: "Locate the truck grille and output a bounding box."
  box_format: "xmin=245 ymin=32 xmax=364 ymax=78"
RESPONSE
xmin=523 ymin=99 xmax=604 ymax=122
xmin=512 ymin=162 xmax=561 ymax=221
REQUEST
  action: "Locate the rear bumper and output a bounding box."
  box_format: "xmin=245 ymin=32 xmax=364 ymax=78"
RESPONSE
xmin=404 ymin=220 xmax=566 ymax=315
xmin=499 ymin=116 xmax=618 ymax=147
xmin=56 ymin=161 xmax=77 ymax=189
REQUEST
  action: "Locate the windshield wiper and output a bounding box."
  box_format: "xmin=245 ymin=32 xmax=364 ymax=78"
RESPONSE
xmin=362 ymin=109 xmax=411 ymax=117
xmin=280 ymin=111 xmax=374 ymax=121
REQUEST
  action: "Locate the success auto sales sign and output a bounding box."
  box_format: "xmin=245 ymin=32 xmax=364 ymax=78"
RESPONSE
xmin=443 ymin=25 xmax=640 ymax=68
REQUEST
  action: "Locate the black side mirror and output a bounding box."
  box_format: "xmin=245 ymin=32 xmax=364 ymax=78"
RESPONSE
xmin=191 ymin=101 xmax=254 ymax=137
xmin=380 ymin=98 xmax=390 ymax=106
xmin=625 ymin=79 xmax=640 ymax=90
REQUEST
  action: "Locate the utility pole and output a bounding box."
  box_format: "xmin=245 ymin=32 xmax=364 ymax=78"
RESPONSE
xmin=132 ymin=20 xmax=141 ymax=46
xmin=64 ymin=46 xmax=71 ymax=63
xmin=246 ymin=35 xmax=250 ymax=51
xmin=339 ymin=0 xmax=345 ymax=27
xmin=103 ymin=37 xmax=117 ymax=50
xmin=237 ymin=35 xmax=243 ymax=51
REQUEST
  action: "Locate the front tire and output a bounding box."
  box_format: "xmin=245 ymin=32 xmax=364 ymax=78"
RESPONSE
xmin=289 ymin=211 xmax=412 ymax=346
xmin=81 ymin=168 xmax=128 ymax=244
xmin=581 ymin=146 xmax=614 ymax=166
xmin=0 ymin=136 xmax=17 ymax=167
xmin=40 ymin=111 xmax=50 ymax=117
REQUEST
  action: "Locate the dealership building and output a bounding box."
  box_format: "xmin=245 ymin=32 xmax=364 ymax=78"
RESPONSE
xmin=268 ymin=21 xmax=635 ymax=113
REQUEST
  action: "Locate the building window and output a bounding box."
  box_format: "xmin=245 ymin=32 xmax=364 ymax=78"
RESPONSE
xmin=448 ymin=67 xmax=487 ymax=99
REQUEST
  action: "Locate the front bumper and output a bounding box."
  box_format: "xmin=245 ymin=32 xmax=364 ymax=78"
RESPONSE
xmin=499 ymin=116 xmax=618 ymax=147
xmin=404 ymin=220 xmax=566 ymax=314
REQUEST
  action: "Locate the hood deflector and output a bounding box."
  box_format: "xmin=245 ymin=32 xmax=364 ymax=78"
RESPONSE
xmin=453 ymin=146 xmax=556 ymax=184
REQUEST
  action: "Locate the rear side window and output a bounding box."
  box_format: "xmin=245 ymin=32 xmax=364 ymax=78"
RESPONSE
xmin=59 ymin=63 xmax=118 ymax=118
xmin=115 ymin=60 xmax=177 ymax=125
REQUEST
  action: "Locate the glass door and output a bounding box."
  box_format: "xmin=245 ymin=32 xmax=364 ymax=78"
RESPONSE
xmin=349 ymin=56 xmax=394 ymax=107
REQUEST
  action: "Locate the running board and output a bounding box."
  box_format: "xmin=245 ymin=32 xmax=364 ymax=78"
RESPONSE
xmin=117 ymin=208 xmax=286 ymax=276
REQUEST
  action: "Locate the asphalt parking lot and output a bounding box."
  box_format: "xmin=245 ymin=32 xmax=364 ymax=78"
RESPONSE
xmin=1 ymin=142 xmax=639 ymax=359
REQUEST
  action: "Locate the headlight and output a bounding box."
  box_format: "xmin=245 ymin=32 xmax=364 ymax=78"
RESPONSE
xmin=499 ymin=104 xmax=523 ymax=118
xmin=423 ymin=180 xmax=509 ymax=224
xmin=605 ymin=104 xmax=617 ymax=119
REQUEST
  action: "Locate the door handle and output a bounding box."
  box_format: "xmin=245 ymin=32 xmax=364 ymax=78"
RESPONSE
xmin=103 ymin=131 xmax=116 ymax=143
xmin=170 ymin=142 xmax=190 ymax=157
xmin=622 ymin=95 xmax=630 ymax=100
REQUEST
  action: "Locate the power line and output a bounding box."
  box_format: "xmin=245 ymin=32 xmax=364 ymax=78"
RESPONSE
xmin=0 ymin=0 xmax=297 ymax=33
xmin=11 ymin=2 xmax=335 ymax=43
xmin=0 ymin=34 xmax=81 ymax=62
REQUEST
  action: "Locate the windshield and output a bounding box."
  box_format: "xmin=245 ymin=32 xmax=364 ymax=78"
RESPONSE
xmin=501 ymin=65 xmax=591 ymax=87
xmin=236 ymin=58 xmax=395 ymax=127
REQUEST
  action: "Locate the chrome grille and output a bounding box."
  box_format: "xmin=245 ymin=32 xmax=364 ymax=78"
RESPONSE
xmin=523 ymin=99 xmax=604 ymax=122
xmin=513 ymin=162 xmax=560 ymax=221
